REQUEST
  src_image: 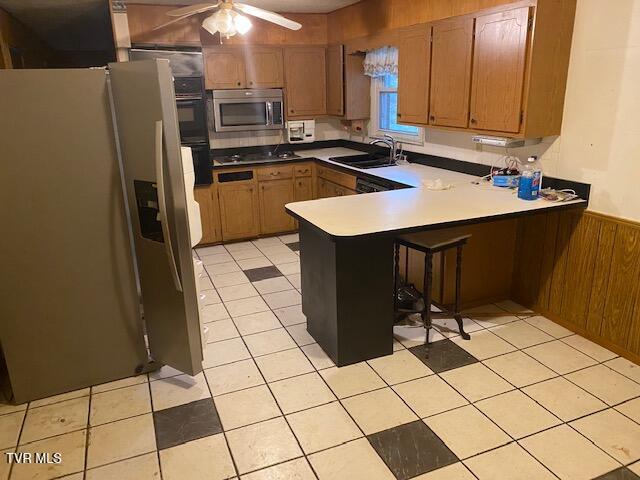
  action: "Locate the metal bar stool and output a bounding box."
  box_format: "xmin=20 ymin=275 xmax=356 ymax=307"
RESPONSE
xmin=394 ymin=231 xmax=472 ymax=355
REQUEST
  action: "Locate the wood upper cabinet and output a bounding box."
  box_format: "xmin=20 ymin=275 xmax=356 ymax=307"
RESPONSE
xmin=194 ymin=185 xmax=222 ymax=245
xmin=217 ymin=178 xmax=260 ymax=241
xmin=126 ymin=5 xmax=201 ymax=46
xmin=326 ymin=45 xmax=370 ymax=120
xmin=397 ymin=24 xmax=431 ymax=125
xmin=204 ymin=46 xmax=246 ymax=89
xmin=326 ymin=44 xmax=345 ymax=116
xmin=284 ymin=47 xmax=327 ymax=118
xmin=470 ymin=7 xmax=530 ymax=133
xmin=245 ymin=47 xmax=284 ymax=89
xmin=259 ymin=178 xmax=296 ymax=234
xmin=429 ymin=17 xmax=474 ymax=128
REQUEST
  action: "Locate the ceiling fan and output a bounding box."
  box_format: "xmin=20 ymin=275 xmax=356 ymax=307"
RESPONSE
xmin=154 ymin=1 xmax=302 ymax=39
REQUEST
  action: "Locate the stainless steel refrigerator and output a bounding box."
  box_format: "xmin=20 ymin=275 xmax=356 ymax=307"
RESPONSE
xmin=0 ymin=60 xmax=204 ymax=403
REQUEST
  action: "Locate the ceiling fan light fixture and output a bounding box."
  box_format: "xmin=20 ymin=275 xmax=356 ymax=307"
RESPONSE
xmin=206 ymin=9 xmax=236 ymax=36
xmin=233 ymin=13 xmax=252 ymax=35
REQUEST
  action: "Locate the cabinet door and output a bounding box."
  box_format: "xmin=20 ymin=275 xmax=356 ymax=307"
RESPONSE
xmin=218 ymin=182 xmax=260 ymax=241
xmin=326 ymin=44 xmax=344 ymax=116
xmin=259 ymin=179 xmax=296 ymax=235
xmin=470 ymin=7 xmax=530 ymax=133
xmin=194 ymin=185 xmax=222 ymax=245
xmin=245 ymin=47 xmax=284 ymax=89
xmin=397 ymin=25 xmax=431 ymax=125
xmin=294 ymin=177 xmax=314 ymax=202
xmin=204 ymin=47 xmax=246 ymax=89
xmin=344 ymin=53 xmax=371 ymax=120
xmin=429 ymin=17 xmax=474 ymax=128
xmin=284 ymin=47 xmax=327 ymax=118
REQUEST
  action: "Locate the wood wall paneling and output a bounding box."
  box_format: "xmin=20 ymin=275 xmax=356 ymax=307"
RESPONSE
xmin=201 ymin=13 xmax=328 ymax=46
xmin=512 ymin=210 xmax=640 ymax=363
xmin=127 ymin=4 xmax=201 ymax=45
xmin=327 ymin=0 xmax=518 ymax=44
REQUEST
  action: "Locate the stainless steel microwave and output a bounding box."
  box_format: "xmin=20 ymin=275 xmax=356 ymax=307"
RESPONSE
xmin=208 ymin=89 xmax=284 ymax=133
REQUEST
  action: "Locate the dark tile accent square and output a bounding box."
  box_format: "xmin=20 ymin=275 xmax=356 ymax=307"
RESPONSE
xmin=244 ymin=265 xmax=283 ymax=282
xmin=368 ymin=420 xmax=458 ymax=480
xmin=286 ymin=242 xmax=300 ymax=252
xmin=408 ymin=339 xmax=478 ymax=374
xmin=153 ymin=398 xmax=222 ymax=450
xmin=594 ymin=468 xmax=640 ymax=480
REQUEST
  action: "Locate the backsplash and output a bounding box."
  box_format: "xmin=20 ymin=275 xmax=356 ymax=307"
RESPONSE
xmin=346 ymin=119 xmax=561 ymax=178
xmin=208 ymin=118 xmax=348 ymax=149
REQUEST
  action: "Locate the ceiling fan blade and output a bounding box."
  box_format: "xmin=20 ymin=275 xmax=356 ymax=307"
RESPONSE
xmin=152 ymin=13 xmax=199 ymax=31
xmin=233 ymin=3 xmax=302 ymax=30
xmin=165 ymin=3 xmax=220 ymax=17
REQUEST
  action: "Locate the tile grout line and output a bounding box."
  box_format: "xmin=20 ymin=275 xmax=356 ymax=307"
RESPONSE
xmin=146 ymin=371 xmax=165 ymax=480
xmin=200 ymin=245 xmax=639 ymax=478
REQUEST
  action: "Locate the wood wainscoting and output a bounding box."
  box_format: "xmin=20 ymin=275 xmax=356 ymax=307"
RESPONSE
xmin=512 ymin=210 xmax=640 ymax=363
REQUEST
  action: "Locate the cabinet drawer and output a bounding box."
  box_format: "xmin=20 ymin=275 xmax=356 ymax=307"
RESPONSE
xmin=294 ymin=163 xmax=313 ymax=177
xmin=317 ymin=166 xmax=357 ymax=190
xmin=257 ymin=165 xmax=294 ymax=181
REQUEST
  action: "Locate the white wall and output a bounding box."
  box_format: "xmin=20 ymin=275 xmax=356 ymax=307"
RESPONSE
xmin=209 ymin=117 xmax=348 ymax=149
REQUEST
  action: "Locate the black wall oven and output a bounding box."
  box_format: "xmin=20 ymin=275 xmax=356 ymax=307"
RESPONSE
xmin=130 ymin=48 xmax=212 ymax=185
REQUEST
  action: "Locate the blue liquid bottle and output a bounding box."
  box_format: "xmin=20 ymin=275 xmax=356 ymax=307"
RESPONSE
xmin=518 ymin=156 xmax=542 ymax=201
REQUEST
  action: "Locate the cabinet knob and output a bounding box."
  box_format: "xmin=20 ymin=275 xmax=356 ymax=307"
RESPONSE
xmin=429 ymin=115 xmax=435 ymax=122
xmin=397 ymin=113 xmax=402 ymax=118
xmin=249 ymin=81 xmax=254 ymax=86
xmin=237 ymin=81 xmax=241 ymax=86
xmin=290 ymin=109 xmax=295 ymax=114
xmin=470 ymin=118 xmax=477 ymax=124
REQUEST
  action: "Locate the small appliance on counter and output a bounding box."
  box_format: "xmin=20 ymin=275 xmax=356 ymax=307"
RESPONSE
xmin=286 ymin=120 xmax=315 ymax=143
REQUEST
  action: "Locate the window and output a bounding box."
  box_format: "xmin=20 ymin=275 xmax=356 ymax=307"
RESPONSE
xmin=371 ymin=74 xmax=423 ymax=145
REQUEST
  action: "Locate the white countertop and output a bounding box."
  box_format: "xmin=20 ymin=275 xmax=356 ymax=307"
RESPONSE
xmin=287 ymin=147 xmax=587 ymax=238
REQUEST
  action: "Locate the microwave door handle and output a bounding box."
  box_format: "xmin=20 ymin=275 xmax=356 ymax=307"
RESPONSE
xmin=154 ymin=120 xmax=183 ymax=292
xmin=266 ymin=102 xmax=273 ymax=126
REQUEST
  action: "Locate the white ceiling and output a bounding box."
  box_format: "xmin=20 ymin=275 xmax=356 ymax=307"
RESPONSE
xmin=124 ymin=0 xmax=361 ymax=14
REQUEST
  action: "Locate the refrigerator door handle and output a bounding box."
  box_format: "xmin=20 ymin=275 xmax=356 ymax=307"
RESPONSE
xmin=155 ymin=120 xmax=183 ymax=292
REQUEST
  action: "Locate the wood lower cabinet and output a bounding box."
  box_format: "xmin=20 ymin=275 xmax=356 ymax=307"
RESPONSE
xmin=294 ymin=177 xmax=314 ymax=201
xmin=429 ymin=17 xmax=474 ymax=128
xmin=397 ymin=25 xmax=431 ymax=125
xmin=204 ymin=46 xmax=246 ymax=89
xmin=194 ymin=185 xmax=222 ymax=245
xmin=284 ymin=47 xmax=327 ymax=118
xmin=217 ymin=180 xmax=260 ymax=241
xmin=259 ymin=178 xmax=296 ymax=234
xmin=197 ymin=161 xmax=357 ymax=244
xmin=469 ymin=7 xmax=530 ymax=133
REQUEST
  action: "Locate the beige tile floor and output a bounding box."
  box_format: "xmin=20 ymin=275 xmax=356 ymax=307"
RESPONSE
xmin=1 ymin=234 xmax=639 ymax=480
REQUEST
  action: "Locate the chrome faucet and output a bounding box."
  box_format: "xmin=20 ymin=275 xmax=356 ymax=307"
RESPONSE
xmin=369 ymin=134 xmax=399 ymax=165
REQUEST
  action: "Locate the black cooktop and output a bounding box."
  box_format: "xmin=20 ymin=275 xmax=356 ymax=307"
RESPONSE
xmin=215 ymin=150 xmax=301 ymax=165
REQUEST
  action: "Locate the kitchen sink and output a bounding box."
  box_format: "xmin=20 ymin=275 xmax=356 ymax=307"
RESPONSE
xmin=328 ymin=153 xmax=396 ymax=169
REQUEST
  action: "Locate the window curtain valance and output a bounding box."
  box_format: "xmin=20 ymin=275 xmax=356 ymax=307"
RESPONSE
xmin=363 ymin=46 xmax=398 ymax=77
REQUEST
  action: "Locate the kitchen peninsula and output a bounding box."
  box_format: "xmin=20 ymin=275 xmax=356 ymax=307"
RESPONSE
xmin=285 ymin=157 xmax=588 ymax=366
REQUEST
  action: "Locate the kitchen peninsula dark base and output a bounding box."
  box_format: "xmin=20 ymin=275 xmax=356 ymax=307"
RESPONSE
xmin=299 ymin=221 xmax=395 ymax=366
